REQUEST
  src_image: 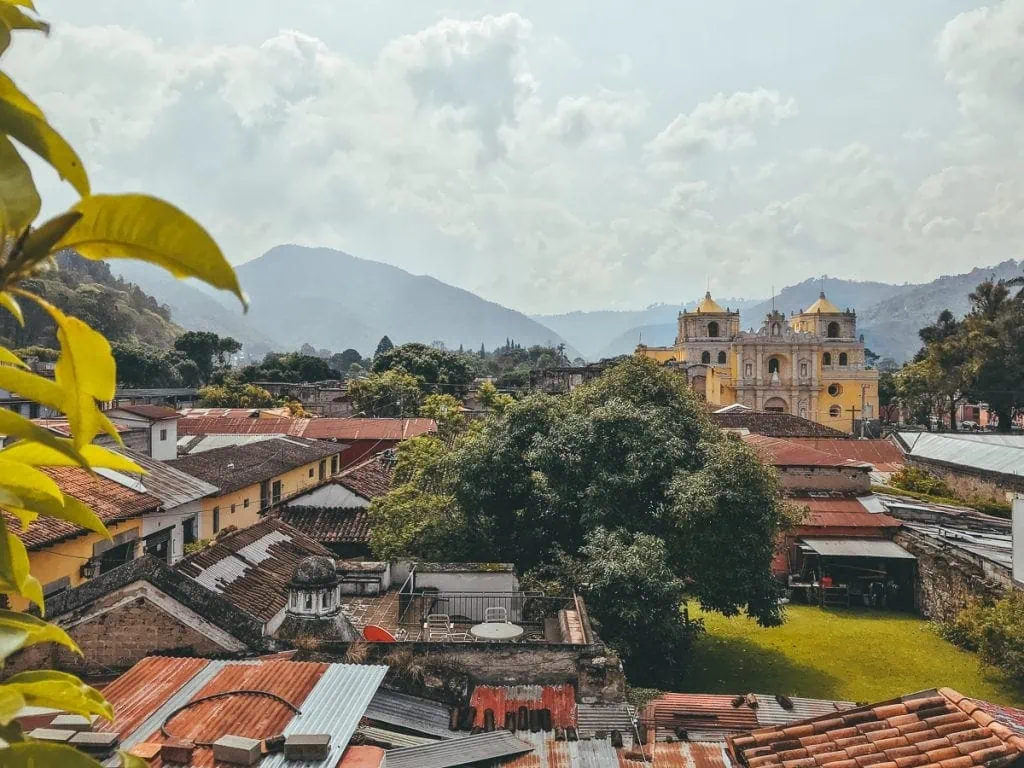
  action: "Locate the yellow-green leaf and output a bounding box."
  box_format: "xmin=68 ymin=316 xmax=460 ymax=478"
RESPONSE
xmin=0 ymin=685 xmax=24 ymax=726
xmin=0 ymin=440 xmax=136 ymax=474
xmin=0 ymin=741 xmax=105 ymax=768
xmin=16 ymin=293 xmax=112 ymax=446
xmin=0 ymin=136 xmax=39 ymax=232
xmin=0 ymin=518 xmax=43 ymax=611
xmin=0 ymin=22 xmax=10 ymax=57
xmin=0 ymin=73 xmax=88 ymax=196
xmin=5 ymin=670 xmax=113 ymax=721
xmin=5 ymin=493 xmax=109 ymax=541
xmin=0 ymin=1 xmax=38 ymax=11
xmin=18 ymin=210 xmax=81 ymax=265
xmin=0 ymin=3 xmax=47 ymax=35
xmin=0 ymin=346 xmax=27 ymax=369
xmin=0 ymin=364 xmax=62 ymax=411
xmin=0 ymin=609 xmax=79 ymax=660
xmin=0 ymin=293 xmax=22 ymax=326
xmin=52 ymin=193 xmax=246 ymax=307
xmin=0 ymin=409 xmax=84 ymax=466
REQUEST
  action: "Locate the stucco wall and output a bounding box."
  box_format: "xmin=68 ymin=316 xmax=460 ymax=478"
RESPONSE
xmin=777 ymin=467 xmax=872 ymax=492
xmin=19 ymin=519 xmax=141 ymax=611
xmin=141 ymin=500 xmax=202 ymax=564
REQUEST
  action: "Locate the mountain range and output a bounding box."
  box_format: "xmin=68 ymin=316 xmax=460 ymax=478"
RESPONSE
xmin=114 ymin=245 xmax=1021 ymax=364
xmin=115 ymin=245 xmax=576 ymax=359
xmin=536 ymin=263 xmax=1023 ymax=362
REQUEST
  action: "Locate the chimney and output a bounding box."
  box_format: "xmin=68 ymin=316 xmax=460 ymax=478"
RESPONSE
xmin=1013 ymin=496 xmax=1023 ymax=586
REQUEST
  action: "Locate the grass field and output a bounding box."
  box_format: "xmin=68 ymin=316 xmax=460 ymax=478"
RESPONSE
xmin=684 ymin=602 xmax=1024 ymax=707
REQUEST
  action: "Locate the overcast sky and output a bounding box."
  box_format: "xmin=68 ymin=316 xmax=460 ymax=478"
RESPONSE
xmin=8 ymin=0 xmax=1023 ymax=313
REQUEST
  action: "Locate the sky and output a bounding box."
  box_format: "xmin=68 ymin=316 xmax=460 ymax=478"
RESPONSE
xmin=7 ymin=0 xmax=1024 ymax=314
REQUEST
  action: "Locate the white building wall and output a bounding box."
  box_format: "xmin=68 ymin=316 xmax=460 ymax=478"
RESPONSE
xmin=140 ymin=499 xmax=202 ymax=565
xmin=149 ymin=420 xmax=177 ymax=461
xmin=288 ymin=484 xmax=368 ymax=508
xmin=1014 ymin=496 xmax=1024 ymax=586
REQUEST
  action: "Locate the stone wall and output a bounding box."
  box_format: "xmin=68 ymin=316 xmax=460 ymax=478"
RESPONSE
xmin=906 ymin=456 xmax=1024 ymax=503
xmin=778 ymin=466 xmax=871 ymax=493
xmin=894 ymin=528 xmax=1013 ymax=623
xmin=6 ymin=583 xmax=250 ymax=677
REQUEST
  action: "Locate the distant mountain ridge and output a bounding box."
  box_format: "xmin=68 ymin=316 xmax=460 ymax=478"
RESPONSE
xmin=550 ymin=265 xmax=1021 ymax=363
xmin=117 ymin=245 xmax=577 ymax=358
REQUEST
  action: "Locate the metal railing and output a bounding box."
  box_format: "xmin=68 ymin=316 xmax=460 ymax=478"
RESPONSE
xmin=396 ymin=590 xmax=575 ymax=634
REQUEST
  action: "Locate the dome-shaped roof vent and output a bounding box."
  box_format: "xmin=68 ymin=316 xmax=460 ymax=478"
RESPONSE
xmin=290 ymin=556 xmax=338 ymax=589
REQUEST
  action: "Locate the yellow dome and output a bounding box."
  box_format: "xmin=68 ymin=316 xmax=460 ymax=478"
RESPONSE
xmin=695 ymin=291 xmax=726 ymax=314
xmin=804 ymin=291 xmax=841 ymax=314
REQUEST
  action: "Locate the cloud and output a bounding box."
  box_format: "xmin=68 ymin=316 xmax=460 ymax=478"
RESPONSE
xmin=646 ymin=89 xmax=797 ymax=167
xmin=7 ymin=0 xmax=1024 ymax=316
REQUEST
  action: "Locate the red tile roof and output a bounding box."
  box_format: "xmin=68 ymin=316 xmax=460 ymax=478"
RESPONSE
xmin=743 ymin=435 xmax=872 ymax=469
xmin=644 ymin=693 xmax=758 ymax=735
xmin=176 ymin=415 xmax=436 ymax=442
xmin=280 ymin=507 xmax=370 ymax=544
xmin=337 ymin=456 xmax=394 ymax=500
xmin=467 ymin=684 xmax=578 ymax=731
xmin=175 ymin=518 xmax=333 ymax=622
xmin=6 ymin=467 xmax=161 ymax=550
xmin=728 ymin=688 xmax=1024 ymax=768
xmin=787 ymin=439 xmax=906 ymax=473
xmin=109 ymin=404 xmax=179 ymax=421
xmin=713 ymin=411 xmax=849 ymax=438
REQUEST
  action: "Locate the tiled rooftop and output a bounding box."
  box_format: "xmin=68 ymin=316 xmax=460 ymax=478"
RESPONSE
xmin=6 ymin=467 xmax=161 ymax=550
xmin=280 ymin=507 xmax=370 ymax=544
xmin=176 ymin=415 xmax=436 ymax=441
xmin=337 ymin=456 xmax=394 ymax=499
xmin=109 ymin=404 xmax=179 ymax=421
xmin=729 ymin=688 xmax=1024 ymax=768
xmin=743 ymin=434 xmax=873 ymax=469
xmin=713 ymin=411 xmax=849 ymax=438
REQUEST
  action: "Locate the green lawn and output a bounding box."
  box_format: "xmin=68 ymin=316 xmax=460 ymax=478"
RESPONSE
xmin=684 ymin=602 xmax=1024 ymax=707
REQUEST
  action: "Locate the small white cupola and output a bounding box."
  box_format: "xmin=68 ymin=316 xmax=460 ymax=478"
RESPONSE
xmin=287 ymin=555 xmax=341 ymax=619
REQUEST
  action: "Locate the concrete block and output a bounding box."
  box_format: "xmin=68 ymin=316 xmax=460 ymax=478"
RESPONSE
xmin=27 ymin=728 xmax=74 ymax=743
xmin=160 ymin=739 xmax=195 ymax=764
xmin=285 ymin=733 xmax=331 ymax=760
xmin=69 ymin=731 xmax=119 ymax=756
xmin=50 ymin=714 xmax=94 ymax=732
xmin=212 ymin=735 xmax=262 ymax=765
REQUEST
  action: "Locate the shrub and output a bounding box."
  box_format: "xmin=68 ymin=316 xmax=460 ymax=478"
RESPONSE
xmin=890 ymin=466 xmax=953 ymax=498
xmin=941 ymin=592 xmax=1024 ymax=681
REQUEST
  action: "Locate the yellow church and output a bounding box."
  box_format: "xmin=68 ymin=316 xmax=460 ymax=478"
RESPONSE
xmin=636 ymin=291 xmax=879 ymax=433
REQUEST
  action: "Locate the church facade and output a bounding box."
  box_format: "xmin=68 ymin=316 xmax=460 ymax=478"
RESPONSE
xmin=637 ymin=292 xmax=879 ymax=434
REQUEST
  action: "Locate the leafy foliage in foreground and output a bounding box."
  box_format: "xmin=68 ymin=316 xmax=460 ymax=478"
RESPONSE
xmin=941 ymin=592 xmax=1024 ymax=683
xmin=0 ymin=4 xmax=244 ymax=764
xmin=369 ymin=357 xmax=797 ymax=684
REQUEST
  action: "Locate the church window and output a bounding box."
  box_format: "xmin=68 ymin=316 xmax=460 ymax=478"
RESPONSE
xmin=829 ymin=405 xmax=842 ymax=418
xmin=701 ymin=351 xmax=711 ymax=364
xmin=828 ymin=383 xmax=842 ymax=397
xmin=304 ymin=593 xmax=313 ymax=611
xmin=717 ymin=351 xmax=727 ymax=364
xmin=839 ymin=352 xmax=848 ymax=366
xmin=827 ymin=321 xmax=840 ymax=338
xmin=708 ymin=321 xmax=720 ymax=338
xmin=768 ymin=357 xmax=780 ymax=375
xmin=822 ymin=352 xmax=832 ymax=366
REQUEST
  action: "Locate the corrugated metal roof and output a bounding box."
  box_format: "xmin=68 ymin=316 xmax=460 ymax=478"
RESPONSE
xmin=787 ymin=439 xmax=905 ymax=472
xmin=752 ymin=695 xmax=854 ymax=727
xmin=176 ymin=433 xmax=281 ymax=454
xmin=575 ymin=703 xmax=635 ymax=738
xmin=356 ymin=724 xmax=441 ymax=748
xmin=97 ymin=656 xmax=386 ymax=768
xmin=364 ymin=689 xmax=455 ymax=739
xmin=385 ymin=730 xmax=534 ymax=768
xmin=263 ymin=663 xmax=387 ymax=768
xmin=897 ymin=431 xmax=1024 ymax=478
xmin=904 ymin=524 xmax=1014 ymax=569
xmin=642 ymin=694 xmax=759 ymax=738
xmin=469 ymin=685 xmax=577 ymax=730
xmin=800 ymin=536 xmax=916 ymax=559
xmin=118 ymin=447 xmax=219 ymax=506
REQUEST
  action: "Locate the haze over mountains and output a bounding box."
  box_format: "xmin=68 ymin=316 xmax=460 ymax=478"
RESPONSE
xmin=117 ymin=245 xmax=1022 ymax=364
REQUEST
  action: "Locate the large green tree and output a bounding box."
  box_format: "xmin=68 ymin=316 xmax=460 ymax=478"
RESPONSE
xmin=348 ymin=369 xmax=424 ymax=417
xmin=372 ymin=342 xmax=474 ymax=391
xmin=368 ymin=357 xmax=795 ymax=680
xmin=173 ymin=330 xmax=241 ymax=382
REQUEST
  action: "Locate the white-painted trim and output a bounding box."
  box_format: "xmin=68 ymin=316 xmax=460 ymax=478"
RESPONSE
xmin=59 ymin=580 xmax=248 ymax=652
xmin=265 ymin=607 xmax=287 ymax=637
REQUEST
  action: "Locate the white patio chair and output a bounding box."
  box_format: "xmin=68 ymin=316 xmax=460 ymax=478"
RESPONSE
xmin=484 ymin=606 xmax=508 ymax=623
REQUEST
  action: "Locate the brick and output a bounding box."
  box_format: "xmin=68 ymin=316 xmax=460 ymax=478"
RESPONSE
xmin=867 ymin=730 xmax=902 ymax=743
xmin=807 ymin=743 xmax=840 ymax=756
xmin=873 ymin=705 xmax=910 ymax=720
xmin=946 ymin=729 xmax=987 ymax=746
xmin=853 ymin=754 xmax=887 ymax=767
xmin=815 ymin=751 xmax=849 ymax=764
xmin=924 ymin=747 xmax=961 ymax=763
xmin=955 ymin=737 xmax=1001 ymax=756
xmin=882 ymin=746 xmax=919 ymax=760
xmin=845 ymin=744 xmax=877 ymax=758
xmin=893 ymin=756 xmax=930 ymax=768
xmin=836 ymin=737 xmax=871 ymax=750
xmin=874 ymin=737 xmax=910 ymax=751
xmin=934 ymin=722 xmax=975 ymax=738
xmin=937 ymin=757 xmax=973 ymax=768
xmin=779 ymin=748 xmax=810 ymax=761
xmin=968 ymin=745 xmax=1010 ymax=763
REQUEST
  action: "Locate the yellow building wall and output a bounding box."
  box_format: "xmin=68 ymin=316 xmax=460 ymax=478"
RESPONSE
xmin=200 ymin=457 xmax=338 ymax=539
xmin=19 ymin=519 xmax=142 ymax=611
xmin=816 ymin=379 xmax=879 ymax=434
xmin=636 ymin=347 xmax=680 ymax=364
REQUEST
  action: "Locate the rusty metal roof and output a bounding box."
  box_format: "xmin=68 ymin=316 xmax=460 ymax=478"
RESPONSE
xmin=117 ymin=446 xmax=219 ymax=507
xmin=95 ymin=656 xmax=386 ymax=768
xmin=364 ymin=689 xmax=455 ymax=739
xmin=576 ymin=702 xmax=636 ymax=738
xmin=743 ymin=434 xmax=871 ymax=469
xmin=787 ymin=439 xmax=905 ymax=472
xmin=498 ymin=731 xmax=732 ymax=768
